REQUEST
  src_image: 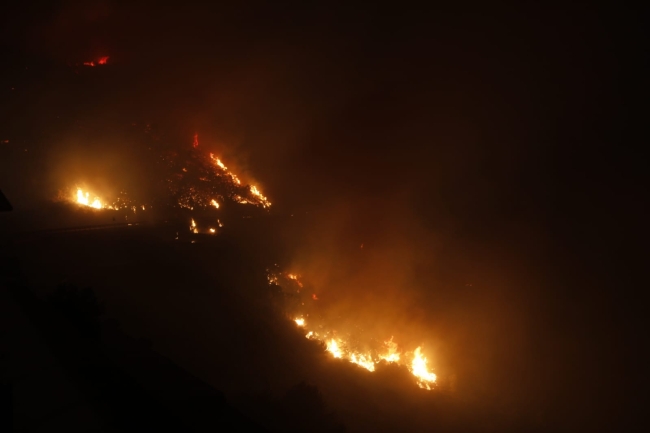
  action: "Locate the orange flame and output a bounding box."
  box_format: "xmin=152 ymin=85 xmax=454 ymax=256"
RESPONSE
xmin=411 ymin=347 xmax=437 ymax=389
xmin=76 ymin=188 xmax=103 ymax=209
xmin=268 ymin=270 xmax=437 ymax=389
xmin=378 ymin=337 xmax=401 ymax=363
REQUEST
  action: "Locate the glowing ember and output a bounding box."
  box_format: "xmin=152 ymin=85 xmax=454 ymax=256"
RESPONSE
xmin=190 ymin=219 xmax=198 ymax=234
xmin=210 ymin=199 xmax=220 ymax=208
xmin=411 ymin=347 xmax=437 ymax=389
xmin=76 ymin=188 xmax=103 ymax=209
xmin=294 ymin=318 xmax=305 ymax=327
xmin=287 ymin=273 xmax=303 ymax=288
xmin=209 ymin=228 xmax=216 ymax=233
xmin=193 ymin=133 xmax=199 ymax=148
xmin=82 ymin=56 xmax=108 ymax=67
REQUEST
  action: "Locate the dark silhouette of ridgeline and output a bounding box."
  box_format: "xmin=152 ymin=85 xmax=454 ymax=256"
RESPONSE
xmin=2 ymin=279 xmax=270 ymax=432
xmin=0 ymin=190 xmax=11 ymax=212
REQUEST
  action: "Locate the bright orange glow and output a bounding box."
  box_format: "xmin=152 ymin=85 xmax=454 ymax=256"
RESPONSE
xmin=268 ymin=270 xmax=438 ymax=389
xmin=210 ymin=199 xmax=220 ymax=208
xmin=193 ymin=133 xmax=199 ymax=148
xmin=83 ymin=61 xmax=95 ymax=67
xmin=378 ymin=337 xmax=401 ymax=363
xmin=326 ymin=339 xmax=343 ymax=358
xmin=411 ymin=347 xmax=437 ymax=389
xmin=250 ymin=185 xmax=272 ymax=208
xmin=209 ymin=153 xmax=270 ymax=206
xmin=190 ymin=219 xmax=198 ymax=234
xmin=287 ymin=273 xmax=303 ymax=288
xmin=350 ymin=353 xmax=375 ymax=372
xmin=209 ymin=228 xmax=216 ymax=233
xmin=76 ymin=188 xmax=103 ymax=209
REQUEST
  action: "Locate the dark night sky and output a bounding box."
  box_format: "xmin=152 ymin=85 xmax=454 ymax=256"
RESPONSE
xmin=0 ymin=2 xmax=644 ymax=431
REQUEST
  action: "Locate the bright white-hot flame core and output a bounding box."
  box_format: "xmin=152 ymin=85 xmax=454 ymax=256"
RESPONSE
xmin=190 ymin=219 xmax=198 ymax=234
xmin=210 ymin=199 xmax=220 ymax=208
xmin=350 ymin=353 xmax=376 ymax=372
xmin=326 ymin=339 xmax=343 ymax=358
xmin=76 ymin=188 xmax=103 ymax=209
xmin=411 ymin=347 xmax=437 ymax=388
xmin=295 ymin=318 xmax=305 ymax=327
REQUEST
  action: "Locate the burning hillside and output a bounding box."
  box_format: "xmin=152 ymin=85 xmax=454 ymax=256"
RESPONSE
xmin=268 ymin=270 xmax=438 ymax=390
xmin=62 ymin=131 xmax=438 ymax=391
xmin=68 ymin=133 xmax=271 ymax=231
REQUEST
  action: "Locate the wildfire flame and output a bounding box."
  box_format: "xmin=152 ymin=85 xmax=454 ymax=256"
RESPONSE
xmin=250 ymin=185 xmax=271 ymax=208
xmin=326 ymin=339 xmax=343 ymax=359
xmin=269 ymin=271 xmax=437 ymax=389
xmin=209 ymin=153 xmax=271 ymax=207
xmin=350 ymin=353 xmax=375 ymax=372
xmin=190 ymin=218 xmax=198 ymax=234
xmin=211 ymin=199 xmax=220 ymax=209
xmin=378 ymin=337 xmax=400 ymax=363
xmin=411 ymin=347 xmax=437 ymax=389
xmin=76 ymin=188 xmax=103 ymax=209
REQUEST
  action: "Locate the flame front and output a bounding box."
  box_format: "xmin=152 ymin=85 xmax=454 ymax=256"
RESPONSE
xmin=269 ymin=270 xmax=437 ymax=389
xmin=326 ymin=339 xmax=343 ymax=358
xmin=411 ymin=347 xmax=437 ymax=389
xmin=350 ymin=353 xmax=375 ymax=372
xmin=379 ymin=337 xmax=401 ymax=363
xmin=209 ymin=153 xmax=271 ymax=207
xmin=76 ymin=188 xmax=103 ymax=209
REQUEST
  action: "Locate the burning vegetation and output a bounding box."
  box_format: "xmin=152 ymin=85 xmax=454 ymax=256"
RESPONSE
xmin=66 ymin=132 xmax=437 ymax=391
xmin=70 ymin=133 xmax=271 ymax=232
xmin=268 ymin=270 xmax=438 ymax=389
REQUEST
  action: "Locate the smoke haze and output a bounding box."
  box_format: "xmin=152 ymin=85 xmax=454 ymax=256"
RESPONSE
xmin=1 ymin=2 xmax=641 ymax=432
